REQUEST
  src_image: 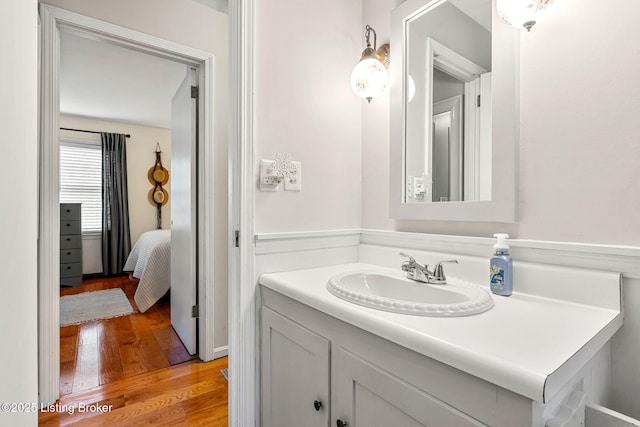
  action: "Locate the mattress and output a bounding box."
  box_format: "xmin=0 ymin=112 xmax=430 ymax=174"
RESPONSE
xmin=124 ymin=229 xmax=171 ymax=313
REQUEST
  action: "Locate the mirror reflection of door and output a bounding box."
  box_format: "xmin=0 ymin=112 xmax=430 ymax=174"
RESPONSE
xmin=403 ymin=0 xmax=492 ymax=204
xmin=432 ymin=94 xmax=463 ymax=202
xmin=428 ymin=38 xmax=489 ymax=203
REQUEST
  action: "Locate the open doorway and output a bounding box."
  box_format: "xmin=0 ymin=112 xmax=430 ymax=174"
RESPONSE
xmin=39 ymin=4 xmax=227 ymax=407
xmin=57 ymin=30 xmax=200 ymax=396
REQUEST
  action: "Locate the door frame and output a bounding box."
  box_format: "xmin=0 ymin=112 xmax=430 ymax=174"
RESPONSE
xmin=38 ymin=4 xmax=216 ymax=405
xmin=228 ymin=1 xmax=257 ymax=425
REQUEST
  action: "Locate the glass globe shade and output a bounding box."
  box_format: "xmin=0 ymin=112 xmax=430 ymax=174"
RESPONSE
xmin=497 ymin=0 xmax=562 ymax=31
xmin=350 ymin=57 xmax=389 ymax=102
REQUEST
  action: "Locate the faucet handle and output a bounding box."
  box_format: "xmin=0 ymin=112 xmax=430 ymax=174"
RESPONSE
xmin=432 ymin=260 xmax=459 ymax=284
xmin=399 ymin=252 xmax=415 ymax=263
xmin=399 ymin=252 xmax=416 ymax=272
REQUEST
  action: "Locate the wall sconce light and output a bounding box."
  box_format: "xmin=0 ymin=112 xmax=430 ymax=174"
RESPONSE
xmin=497 ymin=0 xmax=562 ymax=31
xmin=351 ymin=25 xmax=390 ymax=103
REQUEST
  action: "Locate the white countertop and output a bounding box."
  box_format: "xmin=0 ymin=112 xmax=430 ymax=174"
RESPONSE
xmin=259 ymin=263 xmax=623 ymax=403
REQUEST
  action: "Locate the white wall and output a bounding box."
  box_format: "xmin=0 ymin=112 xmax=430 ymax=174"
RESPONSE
xmin=363 ymin=0 xmax=640 ymax=246
xmin=360 ymin=0 xmax=640 ymax=419
xmin=42 ymin=0 xmax=229 ymax=349
xmin=60 ymin=116 xmax=172 ymax=274
xmin=517 ymin=0 xmax=640 ymax=245
xmin=255 ymin=0 xmax=363 ymax=233
xmin=0 ymin=1 xmax=39 ymax=425
xmin=361 ymin=0 xmax=401 ymax=233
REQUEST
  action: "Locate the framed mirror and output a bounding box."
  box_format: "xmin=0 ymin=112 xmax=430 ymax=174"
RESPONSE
xmin=390 ymin=0 xmax=519 ymax=222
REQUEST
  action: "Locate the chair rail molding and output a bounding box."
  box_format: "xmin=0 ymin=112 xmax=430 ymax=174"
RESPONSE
xmin=253 ymin=228 xmax=640 ymax=280
xmin=359 ymin=229 xmax=640 ymax=279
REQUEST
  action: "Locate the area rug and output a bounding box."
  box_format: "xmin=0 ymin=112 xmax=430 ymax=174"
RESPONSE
xmin=60 ymin=288 xmax=135 ymax=326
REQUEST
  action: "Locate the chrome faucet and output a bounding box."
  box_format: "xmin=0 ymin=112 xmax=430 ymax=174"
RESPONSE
xmin=400 ymin=253 xmax=458 ymax=285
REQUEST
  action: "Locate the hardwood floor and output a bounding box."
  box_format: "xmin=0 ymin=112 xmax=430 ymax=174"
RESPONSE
xmin=38 ymin=357 xmax=228 ymax=426
xmin=58 ymin=276 xmax=191 ymax=396
xmin=39 ymin=276 xmax=228 ymax=426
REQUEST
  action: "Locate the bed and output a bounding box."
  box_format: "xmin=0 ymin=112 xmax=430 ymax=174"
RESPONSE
xmin=123 ymin=229 xmax=171 ymax=313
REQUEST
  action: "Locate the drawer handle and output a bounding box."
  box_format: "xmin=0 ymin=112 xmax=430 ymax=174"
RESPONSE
xmin=67 ymin=266 xmax=71 ymax=270
xmin=313 ymin=400 xmax=322 ymax=411
xmin=66 ymin=209 xmax=70 ymax=212
xmin=337 ymin=420 xmax=348 ymax=427
xmin=66 ymin=252 xmax=71 ymax=255
xmin=66 ymin=238 xmax=71 ymax=241
xmin=66 ymin=223 xmax=70 ymax=227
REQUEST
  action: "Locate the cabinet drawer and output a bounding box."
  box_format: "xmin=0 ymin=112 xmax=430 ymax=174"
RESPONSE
xmin=60 ymin=221 xmax=81 ymax=235
xmin=60 ymin=262 xmax=82 ymax=278
xmin=60 ymin=248 xmax=82 ymax=263
xmin=60 ymin=204 xmax=81 ymax=220
xmin=61 ymin=276 xmax=83 ymax=287
xmin=60 ymin=234 xmax=82 ymax=249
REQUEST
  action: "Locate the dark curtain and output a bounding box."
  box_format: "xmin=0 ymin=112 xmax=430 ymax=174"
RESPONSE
xmin=101 ymin=132 xmax=131 ymax=275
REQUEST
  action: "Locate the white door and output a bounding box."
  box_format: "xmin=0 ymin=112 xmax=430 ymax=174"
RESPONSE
xmin=171 ymin=67 xmax=198 ymax=355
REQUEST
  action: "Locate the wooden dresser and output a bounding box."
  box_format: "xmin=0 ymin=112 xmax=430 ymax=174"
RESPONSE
xmin=60 ymin=203 xmax=83 ymax=286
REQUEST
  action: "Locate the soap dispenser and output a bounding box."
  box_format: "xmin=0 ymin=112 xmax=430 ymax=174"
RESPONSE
xmin=490 ymin=233 xmax=512 ymax=296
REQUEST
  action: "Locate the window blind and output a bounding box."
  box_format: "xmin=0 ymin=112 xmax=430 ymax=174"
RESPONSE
xmin=60 ymin=140 xmax=102 ymax=233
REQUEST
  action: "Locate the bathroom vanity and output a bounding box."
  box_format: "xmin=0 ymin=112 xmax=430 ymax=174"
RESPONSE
xmin=260 ymin=262 xmax=622 ymax=427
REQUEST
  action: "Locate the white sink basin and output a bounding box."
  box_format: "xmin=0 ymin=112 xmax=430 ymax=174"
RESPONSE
xmin=326 ymin=270 xmax=494 ymax=317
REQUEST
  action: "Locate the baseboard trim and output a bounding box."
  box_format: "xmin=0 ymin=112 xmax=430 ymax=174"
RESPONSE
xmin=213 ymin=345 xmax=228 ymax=359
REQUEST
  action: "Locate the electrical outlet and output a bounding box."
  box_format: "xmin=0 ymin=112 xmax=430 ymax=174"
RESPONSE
xmin=413 ymin=176 xmax=426 ymax=199
xmin=259 ymin=159 xmax=279 ymax=191
xmin=285 ymin=161 xmax=301 ymax=191
xmin=263 ymin=175 xmax=281 ymax=185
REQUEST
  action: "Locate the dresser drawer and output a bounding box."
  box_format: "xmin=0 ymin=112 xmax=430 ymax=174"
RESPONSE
xmin=60 ymin=249 xmax=82 ymax=263
xmin=60 ymin=262 xmax=82 ymax=278
xmin=60 ymin=204 xmax=81 ymax=220
xmin=60 ymin=234 xmax=82 ymax=249
xmin=60 ymin=220 xmax=81 ymax=235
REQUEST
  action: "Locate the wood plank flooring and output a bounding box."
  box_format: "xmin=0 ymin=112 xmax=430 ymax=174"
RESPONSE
xmin=40 ymin=276 xmax=228 ymax=425
xmin=58 ymin=276 xmax=191 ymax=396
xmin=38 ymin=357 xmax=228 ymax=426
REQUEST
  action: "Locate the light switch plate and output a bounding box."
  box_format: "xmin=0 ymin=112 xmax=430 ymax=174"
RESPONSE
xmin=284 ymin=161 xmax=301 ymax=191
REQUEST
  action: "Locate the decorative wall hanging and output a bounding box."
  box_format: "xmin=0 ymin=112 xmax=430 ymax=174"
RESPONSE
xmin=148 ymin=142 xmax=169 ymax=229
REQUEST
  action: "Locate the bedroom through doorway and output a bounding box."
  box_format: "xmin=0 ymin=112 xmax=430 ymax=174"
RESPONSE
xmin=39 ymin=4 xmax=226 ymax=407
xmin=57 ymin=30 xmax=200 ymax=395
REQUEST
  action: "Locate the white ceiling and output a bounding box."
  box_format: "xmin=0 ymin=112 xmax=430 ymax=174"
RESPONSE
xmin=60 ymin=31 xmax=189 ymax=129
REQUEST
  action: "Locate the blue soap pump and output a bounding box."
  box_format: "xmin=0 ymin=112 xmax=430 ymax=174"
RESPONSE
xmin=490 ymin=233 xmax=512 ymax=296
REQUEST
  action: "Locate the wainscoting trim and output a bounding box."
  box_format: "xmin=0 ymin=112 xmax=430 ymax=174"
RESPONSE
xmin=360 ymin=229 xmax=640 ymax=279
xmin=254 ymin=229 xmax=640 ymax=279
xmin=255 ymin=229 xmax=361 ymax=255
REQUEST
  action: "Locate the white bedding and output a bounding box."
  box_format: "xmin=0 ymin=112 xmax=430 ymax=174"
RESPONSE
xmin=124 ymin=229 xmax=171 ymax=313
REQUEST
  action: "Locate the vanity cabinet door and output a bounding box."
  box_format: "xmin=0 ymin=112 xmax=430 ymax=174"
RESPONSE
xmin=261 ymin=307 xmax=330 ymax=427
xmin=332 ymin=347 xmax=486 ymax=427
